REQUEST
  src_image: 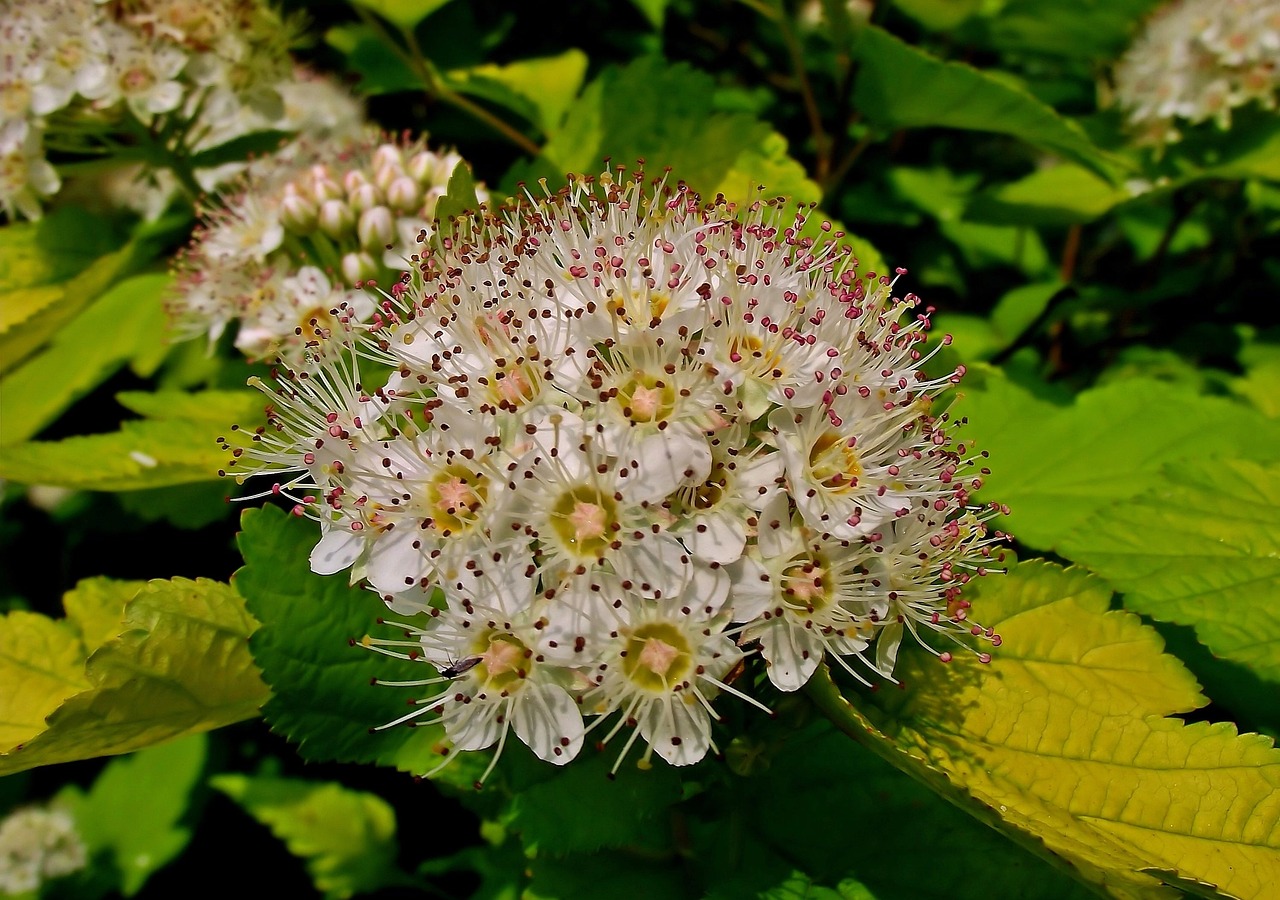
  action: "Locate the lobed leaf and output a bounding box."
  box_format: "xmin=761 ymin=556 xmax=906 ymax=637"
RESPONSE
xmin=212 ymin=774 xmax=410 ymax=899
xmin=953 ymin=371 xmax=1280 ymax=550
xmin=813 ymin=561 xmax=1280 ymax=899
xmin=445 ymin=50 xmax=588 ymax=135
xmin=0 ymin=578 xmax=267 ymax=776
xmin=1060 ymin=459 xmax=1280 ymax=686
xmin=233 ymin=505 xmax=449 ymax=775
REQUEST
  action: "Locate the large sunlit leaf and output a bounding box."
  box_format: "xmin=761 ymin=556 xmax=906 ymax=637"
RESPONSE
xmin=1060 ymin=459 xmax=1280 ymax=686
xmin=0 ymin=273 xmax=170 ymax=445
xmin=851 ymin=27 xmax=1116 ymax=178
xmin=812 ymin=561 xmax=1280 ymax=899
xmin=527 ymin=57 xmax=820 ymax=208
xmin=445 ymin=50 xmax=588 ymax=135
xmin=212 ymin=775 xmax=410 ymax=899
xmin=0 ymin=389 xmax=262 ymax=490
xmin=64 ymin=735 xmax=208 ymax=896
xmin=234 ymin=505 xmax=448 ymax=774
xmin=0 ymin=578 xmax=267 ymax=776
xmin=954 ymin=371 xmax=1280 ymax=550
xmin=965 ymin=163 xmax=1132 ymax=226
xmin=350 ymin=0 xmax=453 ymax=31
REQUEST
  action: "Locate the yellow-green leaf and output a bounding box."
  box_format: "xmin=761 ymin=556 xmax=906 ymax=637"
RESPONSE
xmin=812 ymin=561 xmax=1280 ymax=900
xmin=446 ymin=50 xmax=588 ymax=134
xmin=0 ymin=389 xmax=263 ymax=490
xmin=1060 ymin=459 xmax=1280 ymax=685
xmin=0 ymin=273 xmax=170 ymax=445
xmin=61 ymin=577 xmax=142 ymax=656
xmin=954 ymin=371 xmax=1280 ymax=550
xmin=0 ymin=578 xmax=268 ymax=775
xmin=0 ymin=612 xmax=93 ymax=752
xmin=350 ymin=0 xmax=452 ymax=30
xmin=211 ymin=775 xmax=410 ymax=899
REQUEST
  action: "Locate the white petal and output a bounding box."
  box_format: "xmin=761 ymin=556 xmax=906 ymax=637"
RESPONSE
xmin=446 ymin=695 xmax=504 ymax=751
xmin=875 ymin=621 xmax=903 ymax=676
xmin=366 ymin=526 xmax=427 ymax=594
xmin=681 ymin=510 xmax=745 ymax=564
xmin=512 ymin=683 xmax=584 ymax=765
xmin=760 ymin=618 xmax=822 ymax=692
xmin=309 ymin=526 xmax=363 ymax=575
xmin=639 ymin=695 xmax=712 ymax=766
xmin=726 ymin=556 xmax=773 ymax=621
xmin=629 ymin=426 xmax=711 ymax=502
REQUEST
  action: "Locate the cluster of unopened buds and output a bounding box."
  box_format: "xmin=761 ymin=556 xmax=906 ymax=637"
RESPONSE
xmin=172 ymin=131 xmax=485 ymax=362
xmin=1113 ymin=0 xmax=1280 ymax=143
xmin=0 ymin=0 xmax=357 ymax=219
xmin=225 ymin=171 xmax=1007 ymax=781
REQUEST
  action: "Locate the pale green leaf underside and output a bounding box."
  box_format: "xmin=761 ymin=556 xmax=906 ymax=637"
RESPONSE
xmin=0 ymin=578 xmax=267 ymax=776
xmin=1060 ymin=458 xmax=1280 ymax=685
xmin=817 ymin=561 xmax=1280 ymax=900
xmin=0 ymin=389 xmax=262 ymax=490
xmin=953 ymin=372 xmax=1280 ymax=550
xmin=212 ymin=774 xmax=407 ymax=900
xmin=852 ymin=26 xmax=1116 ymax=179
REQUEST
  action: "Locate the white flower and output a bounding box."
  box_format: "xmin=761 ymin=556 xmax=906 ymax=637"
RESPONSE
xmin=0 ymin=805 xmax=86 ymax=895
xmin=229 ymin=171 xmax=1006 ymax=776
xmin=1113 ymin=0 xmax=1280 ymax=142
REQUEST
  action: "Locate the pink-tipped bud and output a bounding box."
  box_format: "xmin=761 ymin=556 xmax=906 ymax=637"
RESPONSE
xmin=358 ymin=206 xmax=395 ymax=250
xmin=341 ymin=250 xmax=378 ymax=284
xmin=386 ymin=175 xmax=421 ymax=213
xmin=318 ymin=198 xmax=354 ymax=238
xmin=280 ymin=186 xmax=317 ymax=233
xmin=348 ymin=182 xmax=382 ymax=214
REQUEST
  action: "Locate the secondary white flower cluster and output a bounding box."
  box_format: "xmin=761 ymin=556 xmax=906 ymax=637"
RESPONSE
xmin=0 ymin=805 xmax=86 ymax=895
xmin=227 ymin=173 xmax=1004 ymax=781
xmin=0 ymin=0 xmax=358 ymax=219
xmin=1114 ymin=0 xmax=1280 ymax=143
xmin=172 ymin=131 xmax=485 ymax=362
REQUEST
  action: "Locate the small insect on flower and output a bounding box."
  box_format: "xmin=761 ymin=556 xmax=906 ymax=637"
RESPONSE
xmin=439 ymin=656 xmax=482 ymax=679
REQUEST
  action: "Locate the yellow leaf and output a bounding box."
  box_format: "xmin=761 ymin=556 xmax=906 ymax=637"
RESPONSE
xmin=0 ymin=612 xmax=92 ymax=751
xmin=813 ymin=562 xmax=1280 ymax=900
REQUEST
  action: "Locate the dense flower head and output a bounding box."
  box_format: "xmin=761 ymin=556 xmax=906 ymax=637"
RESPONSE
xmin=0 ymin=805 xmax=86 ymax=895
xmin=224 ymin=171 xmax=1006 ymax=780
xmin=0 ymin=0 xmax=357 ymax=219
xmin=1113 ymin=0 xmax=1280 ymax=143
xmin=171 ymin=130 xmax=486 ymax=362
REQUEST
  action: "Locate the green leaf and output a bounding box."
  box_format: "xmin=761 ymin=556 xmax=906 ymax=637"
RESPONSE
xmin=758 ymin=872 xmax=876 ymax=900
xmin=528 ymin=57 xmax=820 ymax=208
xmin=445 ymin=50 xmax=588 ymax=134
xmin=211 ymin=775 xmax=409 ymax=899
xmin=61 ymin=577 xmax=140 ymax=656
xmin=970 ymin=0 xmax=1158 ymax=63
xmin=1060 ymin=459 xmax=1280 ymax=686
xmin=67 ymin=735 xmax=207 ymax=895
xmin=628 ymin=0 xmax=668 ymax=28
xmin=506 ymin=746 xmax=684 ymax=856
xmin=433 ymin=159 xmax=483 ymax=244
xmin=851 ymin=27 xmax=1116 ymax=178
xmin=0 ymin=612 xmax=95 ymax=753
xmin=233 ymin=506 xmax=446 ymax=774
xmin=0 ymin=206 xmax=122 ymax=297
xmin=0 ymin=389 xmax=263 ymax=490
xmin=324 ymin=24 xmax=420 ymax=95
xmin=186 ymin=130 xmax=293 ymax=171
xmin=1232 ymin=339 xmax=1280 ymax=417
xmin=965 ymin=164 xmax=1132 ymax=226
xmin=954 ymin=372 xmax=1280 ymax=550
xmin=351 ymin=0 xmax=453 ymax=31
xmin=0 ymin=273 xmax=170 ymax=445
xmin=0 ymin=578 xmax=267 ymax=776
xmin=890 ymin=0 xmax=984 ymax=31
xmin=812 ymin=561 xmax=1280 ymax=899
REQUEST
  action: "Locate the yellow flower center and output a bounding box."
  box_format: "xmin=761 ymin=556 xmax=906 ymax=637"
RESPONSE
xmin=623 ymin=622 xmax=693 ymax=692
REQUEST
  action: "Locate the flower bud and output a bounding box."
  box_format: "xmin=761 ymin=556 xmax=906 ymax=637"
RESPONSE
xmin=341 ymin=250 xmax=378 ymax=284
xmin=358 ymin=206 xmax=396 ymax=250
xmin=280 ymin=185 xmax=317 ymax=233
xmin=309 ymin=167 xmax=343 ymax=203
xmin=374 ymin=161 xmax=405 ymax=194
xmin=343 ymin=169 xmax=370 ymax=194
xmin=385 ymin=175 xmax=421 ymax=213
xmin=372 ymin=143 xmax=403 ymax=174
xmin=348 ymin=181 xmax=382 ymax=214
xmin=318 ymin=198 xmax=354 ymax=238
xmin=407 ymin=150 xmax=443 ymax=184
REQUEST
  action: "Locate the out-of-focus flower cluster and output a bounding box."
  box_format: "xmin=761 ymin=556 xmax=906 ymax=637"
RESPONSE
xmin=1114 ymin=0 xmax=1280 ymax=143
xmin=0 ymin=805 xmax=86 ymax=895
xmin=0 ymin=0 xmax=361 ymax=219
xmin=224 ymin=173 xmax=1005 ymax=781
xmin=171 ymin=131 xmax=487 ymax=362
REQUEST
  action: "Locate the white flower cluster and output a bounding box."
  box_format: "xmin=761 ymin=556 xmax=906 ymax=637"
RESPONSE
xmin=172 ymin=131 xmax=485 ymax=362
xmin=226 ymin=173 xmax=1005 ymax=781
xmin=0 ymin=0 xmax=359 ymax=219
xmin=0 ymin=805 xmax=86 ymax=895
xmin=1114 ymin=0 xmax=1280 ymax=143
